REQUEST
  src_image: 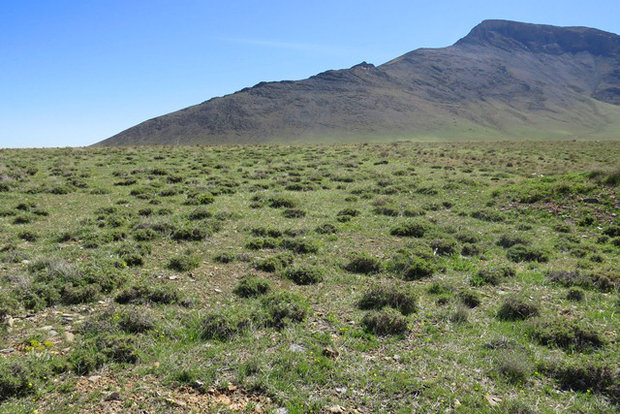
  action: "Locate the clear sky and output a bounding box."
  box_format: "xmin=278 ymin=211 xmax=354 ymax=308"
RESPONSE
xmin=2 ymin=0 xmax=619 ymax=148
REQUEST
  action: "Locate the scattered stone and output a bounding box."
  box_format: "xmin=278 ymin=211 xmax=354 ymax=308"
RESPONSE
xmin=327 ymin=405 xmax=345 ymax=413
xmin=193 ymin=380 xmax=205 ymax=392
xmin=214 ymin=288 xmax=223 ymax=293
xmin=393 ymin=354 xmax=402 ymax=362
xmin=168 ymin=275 xmax=179 ymax=280
xmin=0 ymin=348 xmax=15 ymax=354
xmin=104 ymin=391 xmax=122 ymax=401
xmin=40 ymin=325 xmax=54 ymax=331
xmin=88 ymin=375 xmax=101 ymax=382
xmin=583 ymin=198 xmax=599 ymax=204
xmin=48 ymin=330 xmax=58 ymax=337
xmin=335 ymin=387 xmax=348 ymax=394
xmin=64 ymin=332 xmax=75 ymax=343
xmin=164 ymin=397 xmax=187 ymax=407
xmin=288 ymin=344 xmax=306 ymax=352
xmin=275 ymin=408 xmax=290 ymax=414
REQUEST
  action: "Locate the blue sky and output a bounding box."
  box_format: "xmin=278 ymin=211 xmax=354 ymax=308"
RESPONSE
xmin=1 ymin=1 xmax=619 ymax=148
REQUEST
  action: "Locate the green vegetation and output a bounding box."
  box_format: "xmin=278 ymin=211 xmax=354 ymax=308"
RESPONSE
xmin=0 ymin=141 xmax=618 ymax=412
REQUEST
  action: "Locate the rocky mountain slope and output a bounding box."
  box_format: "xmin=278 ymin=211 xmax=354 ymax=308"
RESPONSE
xmin=97 ymin=20 xmax=620 ymax=146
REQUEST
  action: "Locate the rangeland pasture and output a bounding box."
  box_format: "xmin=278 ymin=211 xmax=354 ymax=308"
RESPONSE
xmin=0 ymin=141 xmax=618 ymax=413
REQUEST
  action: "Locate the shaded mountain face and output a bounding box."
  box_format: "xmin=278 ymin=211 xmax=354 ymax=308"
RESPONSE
xmin=98 ymin=20 xmax=620 ymax=146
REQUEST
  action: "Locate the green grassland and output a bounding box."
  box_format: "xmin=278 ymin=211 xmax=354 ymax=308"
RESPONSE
xmin=0 ymin=141 xmax=618 ymax=413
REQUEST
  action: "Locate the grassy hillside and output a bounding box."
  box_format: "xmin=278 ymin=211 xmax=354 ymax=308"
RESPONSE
xmin=0 ymin=141 xmax=618 ymax=413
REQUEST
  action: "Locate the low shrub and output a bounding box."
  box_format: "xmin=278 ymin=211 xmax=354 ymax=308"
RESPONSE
xmin=455 ymin=231 xmax=480 ymax=244
xmin=507 ymin=245 xmax=550 ymax=263
xmin=530 ymin=319 xmax=605 ymax=352
xmin=213 ymin=251 xmax=236 ymax=264
xmin=496 ymin=351 xmax=533 ymax=384
xmin=267 ymin=196 xmax=297 ymax=208
xmin=496 ymin=234 xmax=529 ymax=248
xmin=167 ymin=252 xmax=200 ymax=272
xmin=430 ymin=238 xmax=458 ymax=256
xmin=315 ymin=223 xmax=338 ymax=234
xmin=69 ymin=334 xmax=138 ymax=375
xmin=234 ymin=276 xmax=271 ymax=298
xmin=249 ymin=227 xmax=283 ymax=238
xmin=187 ymin=207 xmax=213 ymax=221
xmin=282 ymin=208 xmax=306 ymax=218
xmin=547 ymin=270 xmax=617 ymax=292
xmin=132 ymin=228 xmax=158 ymax=241
xmin=200 ymin=312 xmax=251 ymax=341
xmin=471 ymin=209 xmax=505 ymax=222
xmin=470 ymin=264 xmax=516 ymax=286
xmin=361 ymin=309 xmax=409 ymax=336
xmin=283 ymin=265 xmax=323 ymax=285
xmin=358 ymin=284 xmax=417 ymax=315
xmin=542 ymin=360 xmax=619 ymax=401
xmin=115 ymin=284 xmax=182 ymax=305
xmin=566 ymin=287 xmax=585 ymax=301
xmin=399 ymin=257 xmax=436 ymax=280
xmin=118 ymin=306 xmax=156 ymax=333
xmin=185 ymin=192 xmax=215 ymax=205
xmin=171 ymin=225 xmax=210 ymax=242
xmin=337 ymin=208 xmax=360 ymax=217
xmin=279 ymin=238 xmax=318 ymax=254
xmin=450 ymin=305 xmax=469 ymax=324
xmin=496 ymin=297 xmax=540 ymax=321
xmin=0 ymin=291 xmax=19 ymax=319
xmin=0 ymin=359 xmax=35 ymax=401
xmin=390 ymin=220 xmax=427 ymax=237
xmin=344 ymin=253 xmax=383 ymax=274
xmin=245 ymin=237 xmax=280 ymax=250
xmin=458 ymin=290 xmax=481 ymax=308
xmin=261 ymin=291 xmax=310 ymax=328
xmin=253 ymin=253 xmax=294 ymax=273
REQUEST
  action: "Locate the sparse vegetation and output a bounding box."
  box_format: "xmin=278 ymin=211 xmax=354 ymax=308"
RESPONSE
xmin=0 ymin=142 xmax=617 ymax=412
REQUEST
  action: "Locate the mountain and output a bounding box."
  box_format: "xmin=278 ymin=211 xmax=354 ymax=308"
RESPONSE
xmin=97 ymin=20 xmax=620 ymax=146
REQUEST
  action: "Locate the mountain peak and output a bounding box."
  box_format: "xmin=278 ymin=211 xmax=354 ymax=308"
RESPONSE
xmin=457 ymin=19 xmax=620 ymax=56
xmin=97 ymin=20 xmax=620 ymax=146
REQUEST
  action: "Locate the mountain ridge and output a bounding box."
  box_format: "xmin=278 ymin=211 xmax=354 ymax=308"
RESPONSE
xmin=97 ymin=20 xmax=620 ymax=146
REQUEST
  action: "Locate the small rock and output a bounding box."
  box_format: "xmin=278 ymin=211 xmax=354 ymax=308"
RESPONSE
xmin=335 ymin=387 xmax=348 ymax=394
xmin=40 ymin=325 xmax=54 ymax=331
xmin=88 ymin=375 xmax=101 ymax=382
xmin=48 ymin=330 xmax=58 ymax=337
xmin=168 ymin=275 xmax=179 ymax=280
xmin=104 ymin=391 xmax=121 ymax=401
xmin=214 ymin=288 xmax=222 ymax=293
xmin=64 ymin=332 xmax=75 ymax=343
xmin=227 ymin=383 xmax=237 ymax=391
xmin=583 ymin=198 xmax=599 ymax=204
xmin=327 ymin=405 xmax=345 ymax=413
xmin=0 ymin=348 xmax=15 ymax=354
xmin=6 ymin=317 xmax=14 ymax=328
xmin=393 ymin=354 xmax=402 ymax=362
xmin=275 ymin=408 xmax=290 ymax=414
xmin=288 ymin=344 xmax=306 ymax=352
xmin=164 ymin=397 xmax=187 ymax=407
